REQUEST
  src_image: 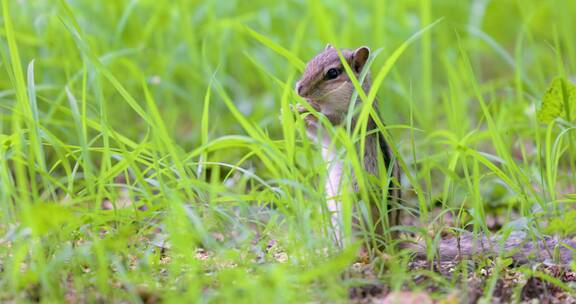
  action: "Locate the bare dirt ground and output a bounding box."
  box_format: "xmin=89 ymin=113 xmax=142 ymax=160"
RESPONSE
xmin=349 ymin=257 xmax=576 ymax=304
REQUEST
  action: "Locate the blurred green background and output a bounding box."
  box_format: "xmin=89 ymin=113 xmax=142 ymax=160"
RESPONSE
xmin=4 ymin=0 xmax=574 ymax=144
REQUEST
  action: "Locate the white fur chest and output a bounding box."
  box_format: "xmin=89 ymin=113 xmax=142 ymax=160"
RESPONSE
xmin=322 ymin=145 xmax=344 ymax=200
xmin=321 ymin=142 xmax=344 ymax=247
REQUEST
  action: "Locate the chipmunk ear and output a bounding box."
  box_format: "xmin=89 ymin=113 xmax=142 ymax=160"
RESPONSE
xmin=352 ymin=46 xmax=370 ymax=73
xmin=325 ymin=43 xmax=334 ymax=51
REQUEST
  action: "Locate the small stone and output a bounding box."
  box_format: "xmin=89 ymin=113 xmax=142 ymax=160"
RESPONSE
xmin=101 ymin=199 xmax=113 ymax=210
xmin=382 ymin=291 xmax=432 ymax=304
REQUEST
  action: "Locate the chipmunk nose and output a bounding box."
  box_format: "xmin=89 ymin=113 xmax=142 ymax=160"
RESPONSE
xmin=295 ymin=81 xmax=305 ymax=97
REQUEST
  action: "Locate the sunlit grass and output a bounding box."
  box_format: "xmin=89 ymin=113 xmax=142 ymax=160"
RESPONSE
xmin=1 ymin=0 xmax=575 ymax=302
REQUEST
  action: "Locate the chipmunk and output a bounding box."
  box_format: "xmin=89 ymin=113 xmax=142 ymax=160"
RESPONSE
xmin=294 ymin=45 xmax=576 ymax=264
xmin=294 ymin=44 xmax=401 ymax=250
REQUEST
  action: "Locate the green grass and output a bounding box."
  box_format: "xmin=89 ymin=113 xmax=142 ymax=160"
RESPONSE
xmin=1 ymin=0 xmax=576 ymax=302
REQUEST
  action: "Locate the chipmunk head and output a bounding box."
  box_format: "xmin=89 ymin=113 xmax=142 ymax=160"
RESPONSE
xmin=295 ymin=45 xmax=370 ymax=124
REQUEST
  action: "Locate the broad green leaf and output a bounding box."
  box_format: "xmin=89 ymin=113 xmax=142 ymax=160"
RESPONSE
xmin=537 ymin=77 xmax=576 ymax=123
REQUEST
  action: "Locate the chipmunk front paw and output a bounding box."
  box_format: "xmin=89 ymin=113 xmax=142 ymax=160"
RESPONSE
xmin=293 ymin=103 xmax=317 ymax=127
xmin=289 ymin=103 xmax=310 ymax=114
xmin=290 ymin=102 xmax=324 ymax=141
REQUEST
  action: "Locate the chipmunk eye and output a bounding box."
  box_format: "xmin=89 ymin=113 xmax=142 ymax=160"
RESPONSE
xmin=324 ymin=68 xmax=340 ymax=80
